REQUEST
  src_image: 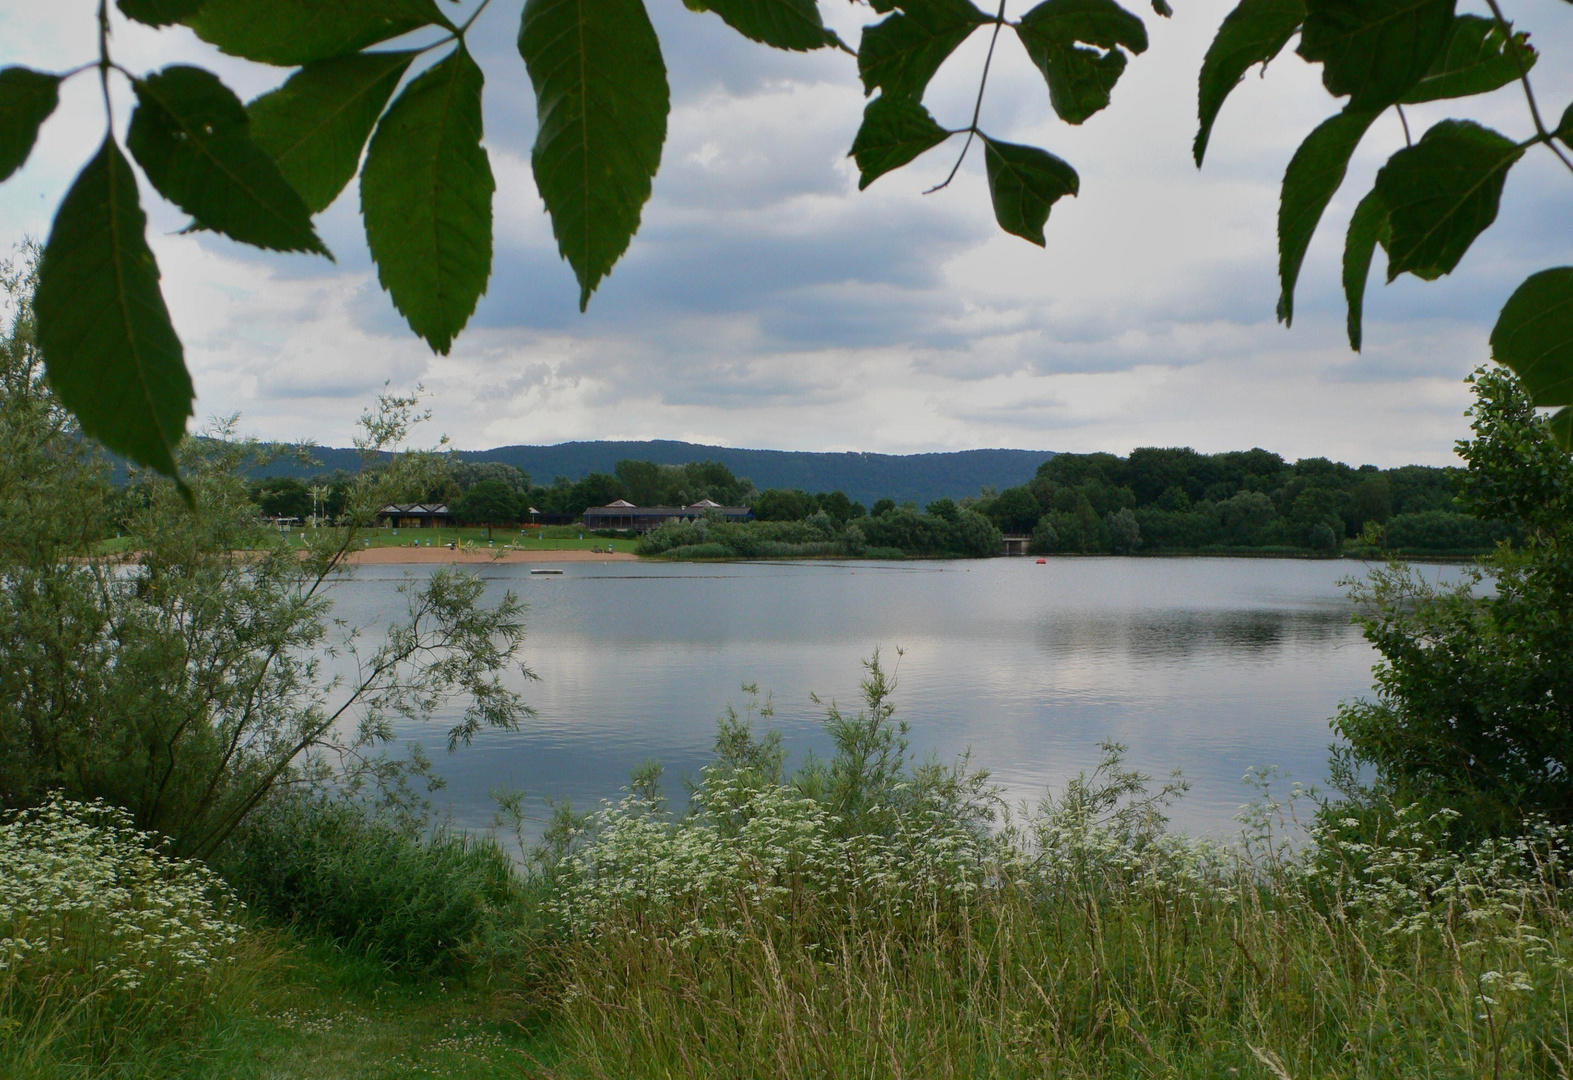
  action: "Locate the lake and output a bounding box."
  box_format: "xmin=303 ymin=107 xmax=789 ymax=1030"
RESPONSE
xmin=325 ymin=556 xmax=1460 ymax=844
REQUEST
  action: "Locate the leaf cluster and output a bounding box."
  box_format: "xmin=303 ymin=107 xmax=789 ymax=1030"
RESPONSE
xmin=1194 ymin=0 xmax=1573 ymax=442
xmin=1 ymin=0 xmax=1175 ymax=487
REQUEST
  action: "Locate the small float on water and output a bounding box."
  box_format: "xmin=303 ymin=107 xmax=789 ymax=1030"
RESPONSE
xmin=530 ymin=568 xmax=564 ymax=575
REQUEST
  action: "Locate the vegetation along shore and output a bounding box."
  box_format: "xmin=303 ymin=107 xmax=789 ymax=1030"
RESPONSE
xmin=233 ymin=427 xmax=1497 ymax=563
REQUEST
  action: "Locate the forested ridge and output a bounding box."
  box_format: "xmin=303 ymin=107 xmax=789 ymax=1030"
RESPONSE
xmin=231 ymin=440 xmax=1050 ymax=509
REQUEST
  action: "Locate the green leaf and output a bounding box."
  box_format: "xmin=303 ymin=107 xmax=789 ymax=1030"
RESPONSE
xmin=1342 ymin=187 xmax=1388 ymax=350
xmin=1275 ymin=106 xmax=1378 ymax=325
xmin=1375 ymin=118 xmax=1521 ymax=282
xmin=35 ymin=138 xmax=193 ymax=486
xmin=1193 ymin=0 xmax=1304 ymax=165
xmin=1555 ymin=102 xmax=1573 ymax=147
xmin=187 ymin=0 xmax=451 ymax=66
xmin=1548 ymin=407 xmax=1573 ymax=451
xmin=1297 ymin=0 xmax=1456 ymax=111
xmin=849 ymin=95 xmax=951 ymax=189
xmin=128 ymin=66 xmax=328 ymax=256
xmin=1151 ymin=0 xmax=1172 ymax=15
xmin=1489 ymin=268 xmax=1573 ymax=412
xmin=1016 ymin=0 xmax=1147 ymax=125
xmin=699 ymin=0 xmax=835 ymax=50
xmin=859 ymin=0 xmax=990 ymax=102
xmin=1401 ymin=14 xmax=1533 ymax=104
xmin=982 ymin=136 xmax=1078 ymax=246
xmin=248 ymin=50 xmax=415 ymax=213
xmin=0 ymin=67 xmax=60 ymax=182
xmin=119 ymin=0 xmax=207 ymax=27
xmin=520 ymin=0 xmax=668 ymax=311
xmin=361 ymin=45 xmax=493 ymax=353
xmin=1018 ymin=0 xmax=1146 ymax=50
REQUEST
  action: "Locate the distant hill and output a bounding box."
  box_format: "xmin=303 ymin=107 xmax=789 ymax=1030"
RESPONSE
xmin=248 ymin=440 xmax=1055 ymax=507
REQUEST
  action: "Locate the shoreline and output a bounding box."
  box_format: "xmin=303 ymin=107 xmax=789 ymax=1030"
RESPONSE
xmin=341 ymin=546 xmax=640 ymax=565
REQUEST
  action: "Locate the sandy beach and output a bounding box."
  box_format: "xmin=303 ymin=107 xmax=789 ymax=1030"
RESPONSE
xmin=341 ymin=546 xmax=640 ymax=565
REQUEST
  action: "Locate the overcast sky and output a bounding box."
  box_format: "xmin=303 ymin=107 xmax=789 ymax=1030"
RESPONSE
xmin=3 ymin=0 xmax=1570 ymax=466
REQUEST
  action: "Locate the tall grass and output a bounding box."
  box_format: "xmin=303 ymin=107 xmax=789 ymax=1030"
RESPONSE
xmin=537 ymin=666 xmax=1573 ymax=1078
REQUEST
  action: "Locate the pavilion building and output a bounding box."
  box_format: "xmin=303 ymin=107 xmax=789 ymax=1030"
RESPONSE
xmin=581 ymin=498 xmax=752 ymax=533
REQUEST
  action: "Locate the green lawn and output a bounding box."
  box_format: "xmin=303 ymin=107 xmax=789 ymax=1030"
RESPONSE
xmin=92 ymin=525 xmax=633 ymax=557
xmin=329 ymin=526 xmax=625 ymax=552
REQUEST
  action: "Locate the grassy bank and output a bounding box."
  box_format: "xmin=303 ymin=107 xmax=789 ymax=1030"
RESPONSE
xmin=5 ymin=938 xmax=550 ymax=1080
xmin=7 ymin=686 xmax=1573 ymax=1079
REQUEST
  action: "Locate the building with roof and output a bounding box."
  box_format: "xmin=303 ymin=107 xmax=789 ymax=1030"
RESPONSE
xmin=581 ymin=499 xmax=752 ymax=533
xmin=376 ymin=503 xmax=455 ymax=529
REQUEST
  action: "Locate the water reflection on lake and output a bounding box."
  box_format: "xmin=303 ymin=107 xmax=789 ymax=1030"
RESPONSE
xmin=323 ymin=557 xmax=1465 ymax=842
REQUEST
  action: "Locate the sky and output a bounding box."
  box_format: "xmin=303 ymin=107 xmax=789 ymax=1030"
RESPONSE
xmin=2 ymin=0 xmax=1570 ymax=467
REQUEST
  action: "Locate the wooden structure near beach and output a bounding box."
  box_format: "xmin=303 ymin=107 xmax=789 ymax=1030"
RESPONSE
xmin=376 ymin=503 xmax=455 ymax=529
xmin=582 ymin=498 xmax=752 ymax=533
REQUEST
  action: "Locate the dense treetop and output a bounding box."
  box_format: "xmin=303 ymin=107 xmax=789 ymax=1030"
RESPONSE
xmin=969 ymin=445 xmax=1500 ymax=555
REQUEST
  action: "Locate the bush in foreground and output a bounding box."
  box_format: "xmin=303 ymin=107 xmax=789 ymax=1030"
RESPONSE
xmin=1338 ymin=367 xmax=1573 ymax=826
xmin=217 ymin=795 xmax=521 ymax=972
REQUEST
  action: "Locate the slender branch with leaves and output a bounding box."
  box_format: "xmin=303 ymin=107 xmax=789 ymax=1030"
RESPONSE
xmin=0 ymin=0 xmax=1163 ymax=485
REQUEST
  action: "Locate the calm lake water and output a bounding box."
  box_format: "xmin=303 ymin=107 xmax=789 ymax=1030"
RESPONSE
xmin=325 ymin=557 xmax=1462 ymax=843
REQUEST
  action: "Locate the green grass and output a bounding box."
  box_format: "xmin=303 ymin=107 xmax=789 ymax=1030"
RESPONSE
xmin=540 ymin=803 xmax=1573 ymax=1080
xmin=5 ymin=938 xmax=553 ymax=1079
xmin=132 ymin=940 xmax=551 ymax=1080
xmin=91 ymin=534 xmax=137 ymax=555
xmin=90 ymin=525 xmax=634 ymax=557
xmin=330 ymin=526 xmax=625 ymax=552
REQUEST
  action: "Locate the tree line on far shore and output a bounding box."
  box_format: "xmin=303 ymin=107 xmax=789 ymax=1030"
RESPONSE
xmin=233 ymin=442 xmax=1496 ymax=558
xmin=972 ymin=449 xmax=1505 ymax=557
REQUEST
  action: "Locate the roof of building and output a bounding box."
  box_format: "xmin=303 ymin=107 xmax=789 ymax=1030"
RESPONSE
xmin=378 ymin=503 xmax=451 ymax=515
xmin=583 ymin=502 xmax=750 ymax=516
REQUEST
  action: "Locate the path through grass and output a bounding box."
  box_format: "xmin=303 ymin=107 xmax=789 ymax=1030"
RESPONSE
xmin=147 ymin=942 xmax=551 ymax=1080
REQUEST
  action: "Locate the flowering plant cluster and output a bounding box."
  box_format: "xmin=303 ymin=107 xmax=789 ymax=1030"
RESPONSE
xmin=554 ymin=769 xmax=995 ymax=943
xmin=1308 ymin=804 xmax=1573 ymax=1017
xmin=0 ymin=796 xmax=246 ymax=1012
xmin=558 ymin=736 xmax=1573 ymax=969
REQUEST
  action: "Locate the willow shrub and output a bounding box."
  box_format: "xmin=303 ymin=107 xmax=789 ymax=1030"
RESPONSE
xmin=539 ymin=664 xmax=1573 ymax=1078
xmin=0 ymin=252 xmax=533 ymax=860
xmin=0 ymin=797 xmax=266 ymax=1074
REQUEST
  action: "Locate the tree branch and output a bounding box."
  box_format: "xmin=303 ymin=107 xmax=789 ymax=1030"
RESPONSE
xmin=925 ymin=0 xmax=1009 ymax=196
xmin=1482 ymin=0 xmax=1573 ymax=177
